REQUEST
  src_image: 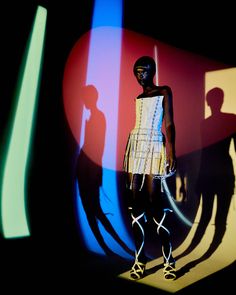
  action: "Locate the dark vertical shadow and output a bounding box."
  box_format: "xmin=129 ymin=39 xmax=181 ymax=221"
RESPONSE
xmin=76 ymin=84 xmax=133 ymax=257
xmin=177 ymin=158 xmax=187 ymax=203
xmin=175 ymin=87 xmax=236 ymax=263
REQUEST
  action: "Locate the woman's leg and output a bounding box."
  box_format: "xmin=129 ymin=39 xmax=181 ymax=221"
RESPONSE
xmin=127 ymin=173 xmax=147 ymax=279
xmin=147 ymin=176 xmax=176 ymax=280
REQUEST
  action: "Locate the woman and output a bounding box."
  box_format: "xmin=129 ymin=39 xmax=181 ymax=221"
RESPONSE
xmin=123 ymin=56 xmax=177 ymax=280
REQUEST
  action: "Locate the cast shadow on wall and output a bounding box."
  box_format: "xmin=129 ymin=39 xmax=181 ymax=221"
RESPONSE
xmin=75 ymin=85 xmax=133 ymax=257
xmin=174 ymin=86 xmax=236 ymax=278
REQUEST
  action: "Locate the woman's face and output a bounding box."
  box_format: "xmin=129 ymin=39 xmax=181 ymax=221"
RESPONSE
xmin=134 ymin=65 xmax=152 ymax=86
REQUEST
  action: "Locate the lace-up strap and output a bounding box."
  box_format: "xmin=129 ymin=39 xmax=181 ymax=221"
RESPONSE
xmin=163 ymin=262 xmax=176 ymax=280
xmin=130 ymin=260 xmax=146 ymax=280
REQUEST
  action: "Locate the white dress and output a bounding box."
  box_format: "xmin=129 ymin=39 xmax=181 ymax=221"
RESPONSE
xmin=124 ymin=95 xmax=167 ymax=188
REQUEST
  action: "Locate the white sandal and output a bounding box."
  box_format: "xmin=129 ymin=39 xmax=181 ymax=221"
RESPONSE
xmin=163 ymin=262 xmax=176 ymax=280
xmin=130 ymin=260 xmax=146 ymax=280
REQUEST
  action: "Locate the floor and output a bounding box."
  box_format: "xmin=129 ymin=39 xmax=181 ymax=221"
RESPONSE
xmin=1 ymin=196 xmax=236 ymax=294
xmin=0 ymin=235 xmax=235 ymax=294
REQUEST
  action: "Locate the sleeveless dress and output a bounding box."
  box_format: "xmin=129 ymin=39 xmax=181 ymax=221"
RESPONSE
xmin=123 ymin=95 xmax=167 ymax=190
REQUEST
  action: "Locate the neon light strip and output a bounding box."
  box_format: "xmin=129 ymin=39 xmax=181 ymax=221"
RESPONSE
xmin=1 ymin=6 xmax=47 ymax=238
xmin=154 ymin=45 xmax=158 ymax=85
xmin=162 ymin=178 xmax=193 ymax=227
xmin=92 ymin=0 xmax=123 ymax=28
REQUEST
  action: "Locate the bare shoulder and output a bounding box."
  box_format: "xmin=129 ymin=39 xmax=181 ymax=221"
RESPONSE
xmin=159 ymin=85 xmax=172 ymax=96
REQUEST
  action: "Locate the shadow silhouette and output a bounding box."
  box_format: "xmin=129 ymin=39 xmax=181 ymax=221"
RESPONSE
xmin=144 ymin=263 xmax=164 ymax=277
xmin=175 ymin=87 xmax=236 ymax=262
xmin=76 ymin=85 xmax=133 ymax=257
xmin=175 ymin=255 xmax=206 ymax=279
xmin=175 ymin=239 xmax=233 ymax=280
xmin=177 ymin=158 xmax=188 ymax=203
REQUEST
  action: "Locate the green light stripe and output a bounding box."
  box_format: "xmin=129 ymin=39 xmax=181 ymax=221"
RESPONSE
xmin=1 ymin=6 xmax=47 ymax=238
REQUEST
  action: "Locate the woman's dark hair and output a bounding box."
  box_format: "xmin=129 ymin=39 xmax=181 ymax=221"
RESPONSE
xmin=133 ymin=56 xmax=156 ymax=76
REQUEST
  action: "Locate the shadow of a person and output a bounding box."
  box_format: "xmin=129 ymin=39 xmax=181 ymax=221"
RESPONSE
xmin=175 ymin=87 xmax=236 ymax=262
xmin=76 ymin=85 xmax=133 ymax=257
xmin=178 ymin=159 xmax=187 ymax=203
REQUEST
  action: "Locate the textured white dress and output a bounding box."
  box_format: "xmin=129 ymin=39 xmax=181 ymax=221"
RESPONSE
xmin=124 ymin=95 xmax=167 ymax=188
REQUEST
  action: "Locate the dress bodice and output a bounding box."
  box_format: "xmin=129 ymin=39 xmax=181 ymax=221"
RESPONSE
xmin=134 ymin=96 xmax=164 ymax=134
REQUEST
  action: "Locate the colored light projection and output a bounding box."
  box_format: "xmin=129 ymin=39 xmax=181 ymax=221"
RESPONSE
xmin=63 ymin=18 xmax=235 ymax=263
xmin=120 ymin=67 xmax=236 ymax=293
xmin=63 ymin=0 xmax=135 ymax=258
xmin=0 ymin=6 xmax=47 ymax=238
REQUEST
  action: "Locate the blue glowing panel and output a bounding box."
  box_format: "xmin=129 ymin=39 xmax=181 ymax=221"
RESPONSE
xmin=92 ymin=0 xmax=123 ymax=27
